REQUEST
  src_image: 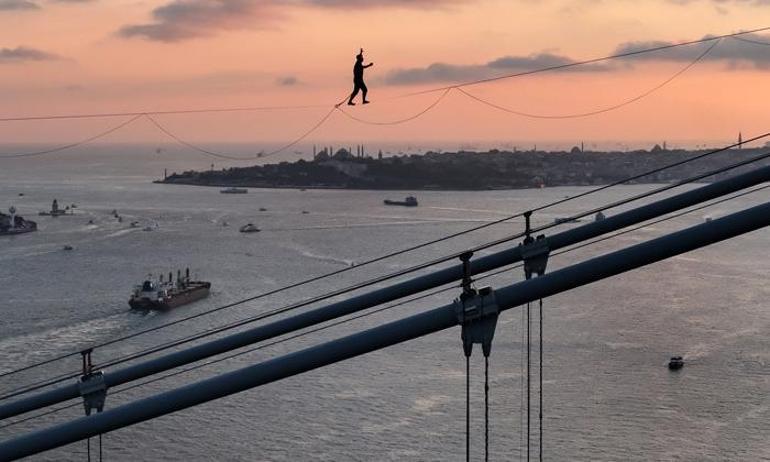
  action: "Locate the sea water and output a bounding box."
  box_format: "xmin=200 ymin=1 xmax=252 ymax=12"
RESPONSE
xmin=0 ymin=145 xmax=768 ymax=461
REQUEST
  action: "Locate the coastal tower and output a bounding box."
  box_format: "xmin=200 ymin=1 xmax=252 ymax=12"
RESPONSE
xmin=8 ymin=206 xmax=16 ymax=230
xmin=738 ymin=132 xmax=743 ymax=150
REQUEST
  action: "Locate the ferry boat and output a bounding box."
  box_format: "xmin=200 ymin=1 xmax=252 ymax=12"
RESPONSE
xmin=220 ymin=187 xmax=248 ymax=194
xmin=0 ymin=207 xmax=37 ymax=236
xmin=668 ymin=356 xmax=684 ymax=370
xmin=239 ymin=223 xmax=260 ymax=233
xmin=384 ymin=196 xmax=418 ymax=207
xmin=129 ymin=269 xmax=211 ymax=310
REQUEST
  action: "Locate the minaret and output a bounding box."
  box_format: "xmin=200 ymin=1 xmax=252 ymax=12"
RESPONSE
xmin=738 ymin=132 xmax=743 ymax=150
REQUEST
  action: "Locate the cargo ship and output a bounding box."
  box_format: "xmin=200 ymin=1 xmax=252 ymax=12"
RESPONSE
xmin=384 ymin=196 xmax=418 ymax=207
xmin=129 ymin=268 xmax=211 ymax=310
xmin=1 ymin=207 xmax=37 ymax=236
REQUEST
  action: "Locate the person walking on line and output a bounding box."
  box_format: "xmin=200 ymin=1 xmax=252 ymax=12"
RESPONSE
xmin=348 ymin=48 xmax=373 ymax=106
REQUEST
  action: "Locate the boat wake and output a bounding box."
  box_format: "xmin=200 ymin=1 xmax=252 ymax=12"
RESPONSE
xmin=0 ymin=310 xmax=155 ymax=376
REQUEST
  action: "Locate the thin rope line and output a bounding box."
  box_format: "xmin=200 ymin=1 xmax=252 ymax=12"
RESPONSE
xmin=730 ymin=35 xmax=770 ymax=46
xmin=455 ymin=39 xmax=720 ymax=119
xmin=0 ymin=115 xmax=144 ymax=159
xmin=0 ymin=27 xmax=766 ymax=124
xmin=0 ymin=104 xmax=331 ymax=123
xmin=398 ymin=25 xmax=770 ymax=97
xmin=335 ymin=88 xmax=452 ymax=126
xmin=144 ymin=107 xmax=337 ymax=161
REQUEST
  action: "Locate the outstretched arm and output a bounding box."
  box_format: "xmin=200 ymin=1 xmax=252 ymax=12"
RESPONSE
xmin=364 ymin=63 xmax=374 ymax=68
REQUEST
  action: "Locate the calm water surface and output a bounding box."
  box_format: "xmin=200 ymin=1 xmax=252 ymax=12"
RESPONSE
xmin=0 ymin=146 xmax=768 ymax=461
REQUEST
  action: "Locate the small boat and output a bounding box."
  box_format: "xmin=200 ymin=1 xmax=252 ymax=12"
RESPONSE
xmin=220 ymin=187 xmax=248 ymax=194
xmin=142 ymin=226 xmax=154 ymax=232
xmin=239 ymin=223 xmax=260 ymax=233
xmin=301 ymin=210 xmax=309 ymax=214
xmin=259 ymin=207 xmax=268 ymax=212
xmin=668 ymin=356 xmax=684 ymax=370
xmin=129 ymin=268 xmax=211 ymax=310
xmin=130 ymin=221 xmax=140 ymax=228
xmin=63 ymin=245 xmax=74 ymax=251
xmin=384 ymin=196 xmax=418 ymax=207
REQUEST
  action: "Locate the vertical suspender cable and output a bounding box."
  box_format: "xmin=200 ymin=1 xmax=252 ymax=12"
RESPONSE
xmin=466 ymin=355 xmax=470 ymax=462
xmin=527 ymin=301 xmax=531 ymax=462
xmin=520 ymin=305 xmax=526 ymax=461
xmin=485 ymin=355 xmax=490 ymax=462
xmin=99 ymin=434 xmax=102 ymax=462
xmin=539 ymin=298 xmax=543 ymax=462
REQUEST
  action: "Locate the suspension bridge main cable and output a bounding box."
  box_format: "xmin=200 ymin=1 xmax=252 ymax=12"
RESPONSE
xmin=4 ymin=147 xmax=769 ymax=409
xmin=3 ymin=180 xmax=768 ymax=430
xmin=469 ymin=149 xmax=770 ymax=257
xmin=455 ymin=39 xmax=720 ymax=120
xmin=2 ymin=133 xmax=769 ymax=390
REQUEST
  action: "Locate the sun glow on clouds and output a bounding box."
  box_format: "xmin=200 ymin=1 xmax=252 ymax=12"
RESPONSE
xmin=1 ymin=0 xmax=770 ymax=145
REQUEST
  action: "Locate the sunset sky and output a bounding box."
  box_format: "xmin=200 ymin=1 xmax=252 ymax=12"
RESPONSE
xmin=2 ymin=0 xmax=770 ymax=151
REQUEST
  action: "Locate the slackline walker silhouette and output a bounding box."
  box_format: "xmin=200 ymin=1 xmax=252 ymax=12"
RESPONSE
xmin=347 ymin=48 xmax=374 ymax=106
